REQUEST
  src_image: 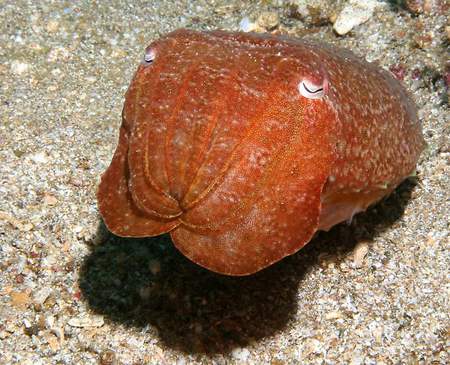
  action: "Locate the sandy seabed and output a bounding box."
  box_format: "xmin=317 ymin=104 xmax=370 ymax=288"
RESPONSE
xmin=0 ymin=1 xmax=448 ymax=364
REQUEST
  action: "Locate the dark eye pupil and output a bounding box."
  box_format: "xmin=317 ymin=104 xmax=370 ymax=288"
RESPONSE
xmin=303 ymin=84 xmax=323 ymax=94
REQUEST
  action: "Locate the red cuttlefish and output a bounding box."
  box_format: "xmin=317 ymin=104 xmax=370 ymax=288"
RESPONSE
xmin=97 ymin=29 xmax=424 ymax=275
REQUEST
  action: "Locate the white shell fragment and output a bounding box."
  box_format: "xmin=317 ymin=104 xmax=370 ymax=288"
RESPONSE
xmin=333 ymin=0 xmax=378 ymax=36
xmin=353 ymin=241 xmax=370 ymax=269
xmin=298 ymin=79 xmax=325 ymax=99
xmin=33 ymin=287 xmax=52 ymax=306
xmin=68 ymin=314 xmax=105 ymax=328
xmin=239 ymin=17 xmax=257 ymax=32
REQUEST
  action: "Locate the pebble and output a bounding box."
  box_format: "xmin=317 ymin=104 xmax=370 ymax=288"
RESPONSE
xmin=47 ymin=46 xmax=70 ymax=62
xmin=68 ymin=314 xmax=105 ymax=328
xmin=231 ymin=347 xmax=250 ymax=361
xmin=45 ymin=315 xmax=55 ymax=329
xmin=353 ymin=241 xmax=370 ymax=269
xmin=0 ymin=211 xmax=25 ymax=230
xmin=10 ymin=290 xmax=31 ymax=309
xmin=92 ymin=225 xmax=109 ymax=245
xmin=29 ymin=151 xmax=49 ymax=164
xmin=239 ymin=11 xmax=279 ymax=33
xmin=43 ymin=193 xmax=58 ymax=206
xmin=10 ymin=61 xmax=30 ymax=75
xmin=175 ymin=358 xmax=186 ymax=365
xmin=288 ymin=0 xmax=337 ymax=26
xmin=23 ymin=318 xmax=32 ymax=329
xmin=239 ymin=17 xmax=257 ymax=32
xmin=33 ymin=287 xmax=52 ymax=306
xmin=333 ymin=0 xmax=378 ymax=35
xmin=413 ymin=33 xmax=433 ymax=49
xmin=389 ymin=64 xmax=407 ymax=81
xmin=325 ymin=310 xmax=345 ymax=320
xmin=99 ymin=350 xmax=117 ymax=365
xmin=444 ymin=71 xmax=450 ymax=89
xmin=372 ymin=325 xmax=384 ymax=344
xmin=45 ymin=20 xmax=59 ymax=33
xmin=350 ymin=351 xmax=364 ymax=365
xmin=20 ymin=222 xmax=34 ymax=232
xmin=43 ymin=331 xmax=60 ymax=351
xmin=404 ymin=0 xmax=440 ymax=14
xmin=214 ymin=4 xmax=238 ymax=15
xmin=256 ymin=11 xmax=280 ymax=30
xmin=303 ymin=338 xmax=322 ymax=356
xmin=73 ymin=225 xmax=84 ymax=234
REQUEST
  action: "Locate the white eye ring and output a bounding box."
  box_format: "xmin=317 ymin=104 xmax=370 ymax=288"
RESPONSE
xmin=298 ymin=79 xmax=325 ymax=99
xmin=143 ymin=48 xmax=156 ymax=65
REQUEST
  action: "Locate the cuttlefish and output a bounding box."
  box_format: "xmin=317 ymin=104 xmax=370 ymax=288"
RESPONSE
xmin=97 ymin=29 xmax=424 ymax=275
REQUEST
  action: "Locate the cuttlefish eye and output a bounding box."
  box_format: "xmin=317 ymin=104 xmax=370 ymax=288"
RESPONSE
xmin=298 ymin=79 xmax=326 ymax=99
xmin=143 ymin=48 xmax=156 ymax=65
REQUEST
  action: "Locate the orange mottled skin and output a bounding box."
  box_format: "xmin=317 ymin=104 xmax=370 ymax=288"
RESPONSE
xmin=97 ymin=29 xmax=424 ymax=275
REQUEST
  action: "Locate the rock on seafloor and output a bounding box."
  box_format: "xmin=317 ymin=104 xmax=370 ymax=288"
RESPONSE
xmin=333 ymin=0 xmax=378 ymax=35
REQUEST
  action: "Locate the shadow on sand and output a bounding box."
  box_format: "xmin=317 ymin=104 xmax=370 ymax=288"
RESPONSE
xmin=79 ymin=178 xmax=417 ymax=354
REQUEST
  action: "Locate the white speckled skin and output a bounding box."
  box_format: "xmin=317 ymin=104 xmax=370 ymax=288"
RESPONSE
xmin=97 ymin=29 xmax=425 ymax=275
xmin=310 ymin=40 xmax=424 ymax=230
